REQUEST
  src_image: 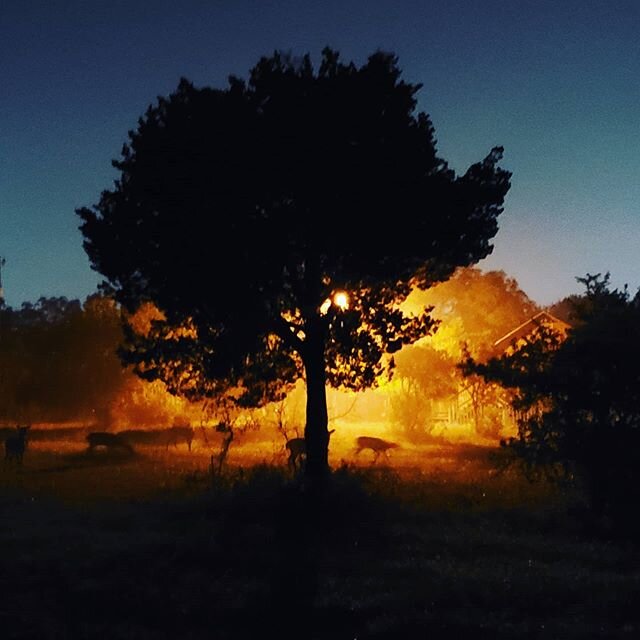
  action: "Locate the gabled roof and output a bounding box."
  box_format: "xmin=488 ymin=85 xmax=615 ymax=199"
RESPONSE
xmin=493 ymin=311 xmax=571 ymax=352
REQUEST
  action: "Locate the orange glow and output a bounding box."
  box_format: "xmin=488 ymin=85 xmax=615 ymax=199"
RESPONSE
xmin=127 ymin=302 xmax=165 ymax=336
xmin=126 ymin=303 xmax=198 ymax=340
xmin=319 ymin=298 xmax=331 ymax=315
xmin=320 ymin=291 xmax=349 ymax=315
xmin=51 ymin=268 xmax=533 ymax=450
xmin=165 ymin=321 xmax=198 ymax=340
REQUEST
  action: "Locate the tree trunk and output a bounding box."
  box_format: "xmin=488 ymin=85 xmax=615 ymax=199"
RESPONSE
xmin=303 ymin=319 xmax=330 ymax=481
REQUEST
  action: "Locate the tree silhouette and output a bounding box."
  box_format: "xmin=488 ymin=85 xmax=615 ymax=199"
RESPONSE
xmin=77 ymin=48 xmax=511 ymax=481
xmin=463 ymin=273 xmax=640 ymax=523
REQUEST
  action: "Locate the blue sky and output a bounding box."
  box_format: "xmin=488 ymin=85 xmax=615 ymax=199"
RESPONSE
xmin=2 ymin=0 xmax=639 ymax=308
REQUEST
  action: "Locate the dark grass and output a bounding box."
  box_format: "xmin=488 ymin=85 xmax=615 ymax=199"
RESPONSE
xmin=1 ymin=444 xmax=639 ymax=639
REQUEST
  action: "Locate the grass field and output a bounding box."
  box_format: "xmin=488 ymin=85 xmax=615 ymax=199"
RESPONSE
xmin=1 ymin=435 xmax=638 ymax=639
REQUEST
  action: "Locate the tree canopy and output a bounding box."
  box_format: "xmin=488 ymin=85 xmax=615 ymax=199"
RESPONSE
xmin=391 ymin=268 xmax=536 ymax=440
xmin=404 ymin=267 xmax=538 ymax=359
xmin=77 ymin=48 xmax=511 ymax=478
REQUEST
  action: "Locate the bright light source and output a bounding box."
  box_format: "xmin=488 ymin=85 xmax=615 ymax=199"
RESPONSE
xmin=320 ymin=291 xmax=349 ymax=315
xmin=333 ymin=291 xmax=349 ymax=310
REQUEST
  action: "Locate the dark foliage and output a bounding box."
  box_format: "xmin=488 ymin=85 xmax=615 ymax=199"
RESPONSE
xmin=462 ymin=274 xmax=640 ymax=527
xmin=2 ymin=455 xmax=639 ymax=639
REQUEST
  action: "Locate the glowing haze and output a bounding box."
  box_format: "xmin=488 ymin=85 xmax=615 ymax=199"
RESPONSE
xmin=2 ymin=1 xmax=639 ymax=308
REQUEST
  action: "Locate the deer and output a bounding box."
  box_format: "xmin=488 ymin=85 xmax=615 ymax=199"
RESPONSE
xmin=165 ymin=425 xmax=195 ymax=451
xmin=286 ymin=429 xmax=335 ymax=472
xmin=86 ymin=431 xmax=134 ymax=454
xmin=354 ymin=436 xmax=399 ymax=463
xmin=4 ymin=425 xmax=31 ymax=464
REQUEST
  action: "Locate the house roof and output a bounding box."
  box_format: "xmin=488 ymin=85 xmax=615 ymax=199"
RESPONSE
xmin=493 ymin=311 xmax=571 ymax=352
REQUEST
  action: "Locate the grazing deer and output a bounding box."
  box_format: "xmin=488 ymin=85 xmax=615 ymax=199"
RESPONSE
xmin=355 ymin=436 xmax=399 ymax=463
xmin=4 ymin=425 xmax=30 ymax=463
xmin=286 ymin=429 xmax=335 ymax=472
xmin=166 ymin=426 xmax=195 ymax=451
xmin=86 ymin=431 xmax=134 ymax=454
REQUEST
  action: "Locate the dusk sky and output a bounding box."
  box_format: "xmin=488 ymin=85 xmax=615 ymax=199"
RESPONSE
xmin=2 ymin=0 xmax=639 ymax=309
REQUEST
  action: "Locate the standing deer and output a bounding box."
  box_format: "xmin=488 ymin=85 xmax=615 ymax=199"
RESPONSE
xmin=286 ymin=429 xmax=335 ymax=472
xmin=86 ymin=431 xmax=134 ymax=454
xmin=4 ymin=425 xmax=31 ymax=463
xmin=355 ymin=436 xmax=399 ymax=463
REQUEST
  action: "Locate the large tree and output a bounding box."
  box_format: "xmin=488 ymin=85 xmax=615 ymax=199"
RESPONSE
xmin=77 ymin=48 xmax=511 ymax=480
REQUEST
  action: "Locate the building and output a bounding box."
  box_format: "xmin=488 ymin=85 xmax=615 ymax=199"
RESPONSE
xmin=424 ymin=310 xmax=572 ymax=441
xmin=492 ymin=310 xmax=571 ymax=355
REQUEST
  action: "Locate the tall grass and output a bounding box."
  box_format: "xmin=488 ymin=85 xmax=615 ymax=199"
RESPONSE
xmin=0 ymin=440 xmax=638 ymax=638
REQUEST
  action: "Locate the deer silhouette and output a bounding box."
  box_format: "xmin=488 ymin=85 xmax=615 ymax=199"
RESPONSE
xmin=86 ymin=431 xmax=134 ymax=454
xmin=4 ymin=425 xmax=31 ymax=463
xmin=286 ymin=429 xmax=335 ymax=472
xmin=165 ymin=425 xmax=195 ymax=451
xmin=354 ymin=436 xmax=399 ymax=463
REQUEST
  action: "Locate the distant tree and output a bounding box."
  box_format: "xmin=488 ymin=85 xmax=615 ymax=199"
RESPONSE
xmin=69 ymin=294 xmax=130 ymax=421
xmin=406 ymin=267 xmax=539 ymax=360
xmin=77 ymin=48 xmax=511 ymax=481
xmin=390 ymin=343 xmax=457 ymax=441
xmin=1 ymin=297 xmax=85 ymax=421
xmin=0 ymin=304 xmax=25 ymax=420
xmin=463 ymin=273 xmax=640 ymax=523
xmin=395 ymin=268 xmax=536 ymax=438
xmin=0 ymin=295 xmax=128 ymax=423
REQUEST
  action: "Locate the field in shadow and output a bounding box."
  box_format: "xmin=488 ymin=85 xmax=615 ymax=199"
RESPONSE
xmin=1 ymin=440 xmax=638 ymax=639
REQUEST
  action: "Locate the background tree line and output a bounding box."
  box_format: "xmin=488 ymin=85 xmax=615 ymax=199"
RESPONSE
xmin=0 ymin=295 xmax=125 ymax=423
xmin=0 ymin=295 xmax=193 ymax=427
xmin=0 ymin=266 xmax=537 ymax=434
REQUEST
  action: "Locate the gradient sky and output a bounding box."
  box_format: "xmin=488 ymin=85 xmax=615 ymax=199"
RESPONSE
xmin=2 ymin=0 xmax=639 ymax=309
